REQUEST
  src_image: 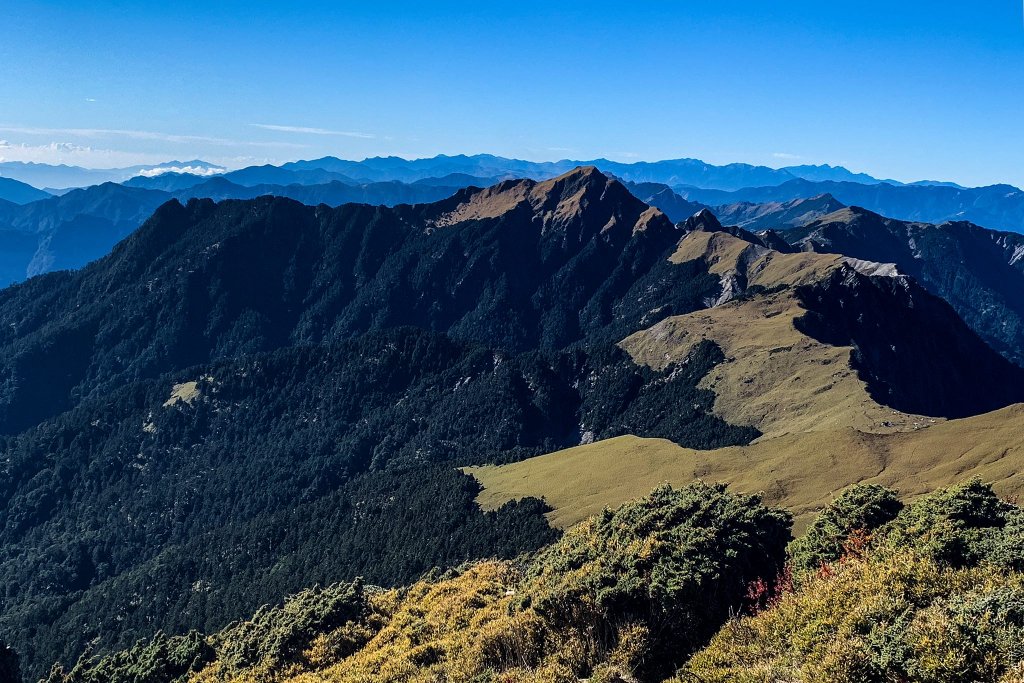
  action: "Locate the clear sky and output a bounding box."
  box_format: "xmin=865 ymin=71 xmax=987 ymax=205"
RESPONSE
xmin=1 ymin=1 xmax=1023 ymax=186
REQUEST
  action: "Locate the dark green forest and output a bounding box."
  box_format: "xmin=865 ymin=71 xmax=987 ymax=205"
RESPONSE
xmin=0 ymin=325 xmax=758 ymax=677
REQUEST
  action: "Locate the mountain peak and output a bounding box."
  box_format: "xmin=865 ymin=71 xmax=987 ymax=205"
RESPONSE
xmin=531 ymin=165 xmax=611 ymax=199
xmin=681 ymin=207 xmax=723 ymax=233
xmin=813 ymin=205 xmax=887 ymax=225
xmin=427 ymin=165 xmax=671 ymax=239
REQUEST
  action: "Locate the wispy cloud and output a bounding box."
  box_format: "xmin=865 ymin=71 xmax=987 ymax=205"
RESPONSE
xmin=250 ymin=123 xmax=375 ymax=139
xmin=0 ymin=140 xmax=171 ymax=167
xmin=0 ymin=125 xmax=233 ymax=145
xmin=772 ymin=152 xmax=802 ymax=161
xmin=0 ymin=140 xmax=286 ymax=170
xmin=0 ymin=125 xmax=308 ymax=149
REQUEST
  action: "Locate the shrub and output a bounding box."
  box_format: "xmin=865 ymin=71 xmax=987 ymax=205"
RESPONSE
xmin=788 ymin=484 xmax=903 ymax=579
xmin=880 ymin=478 xmax=1014 ymax=567
xmin=993 ymin=508 xmax=1024 ymax=572
xmin=685 ymin=549 xmax=1024 ymax=683
xmin=43 ymin=632 xmax=213 ymax=683
xmin=105 ymin=483 xmax=788 ymax=683
xmin=523 ymin=482 xmax=792 ymax=680
xmin=685 ymin=480 xmax=1024 ymax=683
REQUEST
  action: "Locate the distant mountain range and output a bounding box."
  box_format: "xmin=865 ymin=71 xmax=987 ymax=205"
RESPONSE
xmin=678 ymin=179 xmax=1024 ymax=233
xmin=0 ymin=159 xmax=226 ymax=191
xmin=0 ymin=154 xmax=978 ymax=194
xmin=1 ymin=153 xmax=1024 ymax=308
xmin=2 ymin=153 xmax=1024 ymax=302
xmin=0 ymin=177 xmax=51 ymax=204
xmin=713 ymin=194 xmax=848 ymax=230
xmin=0 ymin=178 xmax=469 ymax=286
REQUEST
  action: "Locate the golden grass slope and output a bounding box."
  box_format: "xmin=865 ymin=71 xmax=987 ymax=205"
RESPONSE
xmin=467 ymin=403 xmax=1024 ymax=532
xmin=669 ymin=228 xmax=846 ymax=286
xmin=623 ymin=230 xmax=929 ymax=438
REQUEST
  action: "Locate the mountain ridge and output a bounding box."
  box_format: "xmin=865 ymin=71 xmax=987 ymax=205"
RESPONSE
xmin=784 ymin=205 xmax=1024 ymax=365
xmin=3 ymin=154 xmax=960 ymax=193
xmin=681 ymin=178 xmax=1024 ymax=233
xmin=0 ymin=167 xmax=768 ymax=676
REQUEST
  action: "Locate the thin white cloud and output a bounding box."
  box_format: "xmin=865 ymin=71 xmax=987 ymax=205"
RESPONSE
xmin=0 ymin=126 xmax=308 ymax=149
xmin=772 ymin=152 xmax=803 ymax=160
xmin=138 ymin=164 xmax=227 ymax=178
xmin=0 ymin=140 xmax=168 ymax=167
xmin=250 ymin=123 xmax=375 ymax=139
xmin=0 ymin=140 xmax=292 ymax=170
xmin=85 ymin=98 xmax=97 ymax=103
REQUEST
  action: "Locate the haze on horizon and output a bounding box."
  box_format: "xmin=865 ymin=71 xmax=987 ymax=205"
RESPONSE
xmin=2 ymin=0 xmax=1023 ymax=187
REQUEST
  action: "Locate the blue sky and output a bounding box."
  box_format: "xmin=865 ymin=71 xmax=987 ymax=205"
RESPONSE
xmin=1 ymin=1 xmax=1022 ymax=186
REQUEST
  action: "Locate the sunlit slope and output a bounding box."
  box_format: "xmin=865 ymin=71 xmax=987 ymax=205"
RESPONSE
xmin=471 ymin=224 xmax=1024 ymax=531
xmin=467 ymin=403 xmax=1024 ymax=531
xmin=623 ymin=228 xmax=932 ymax=438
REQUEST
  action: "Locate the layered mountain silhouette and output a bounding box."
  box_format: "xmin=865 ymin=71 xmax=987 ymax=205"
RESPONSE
xmin=0 ymin=160 xmax=226 ymax=190
xmin=0 ymin=177 xmax=50 ymax=204
xmin=5 ymin=153 xmax=1024 ymax=293
xmin=681 ymin=178 xmax=1024 ymax=233
xmin=0 ymin=178 xmax=473 ymax=286
xmin=1 ymin=154 xmax=944 ymax=194
xmin=713 ymin=194 xmax=847 ymax=230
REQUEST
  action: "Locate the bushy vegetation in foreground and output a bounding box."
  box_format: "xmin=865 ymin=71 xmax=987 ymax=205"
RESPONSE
xmin=685 ymin=479 xmax=1024 ymax=683
xmin=38 ymin=479 xmax=1024 ymax=683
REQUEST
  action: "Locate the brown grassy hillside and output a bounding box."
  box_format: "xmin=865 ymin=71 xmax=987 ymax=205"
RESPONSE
xmin=467 ymin=404 xmax=1024 ymax=531
xmin=469 ymin=226 xmax=1024 ymax=531
xmin=624 ymin=229 xmax=927 ymax=438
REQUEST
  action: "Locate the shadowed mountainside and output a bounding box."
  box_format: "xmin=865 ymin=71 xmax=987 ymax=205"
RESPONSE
xmin=785 ymin=206 xmax=1024 ymax=365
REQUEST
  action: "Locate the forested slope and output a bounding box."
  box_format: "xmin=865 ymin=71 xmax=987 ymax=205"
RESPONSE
xmin=3 ymin=168 xmax=1024 ymax=679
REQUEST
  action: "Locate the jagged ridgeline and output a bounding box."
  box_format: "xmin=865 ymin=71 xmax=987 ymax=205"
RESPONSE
xmin=41 ymin=480 xmax=1024 ymax=683
xmin=2 ymin=167 xmax=1024 ymax=680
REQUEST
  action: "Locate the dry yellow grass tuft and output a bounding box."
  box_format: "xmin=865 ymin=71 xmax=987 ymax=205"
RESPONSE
xmin=683 ymin=548 xmax=1024 ymax=683
xmin=467 ymin=404 xmax=1024 ymax=532
xmin=283 ymin=562 xmax=523 ymax=683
